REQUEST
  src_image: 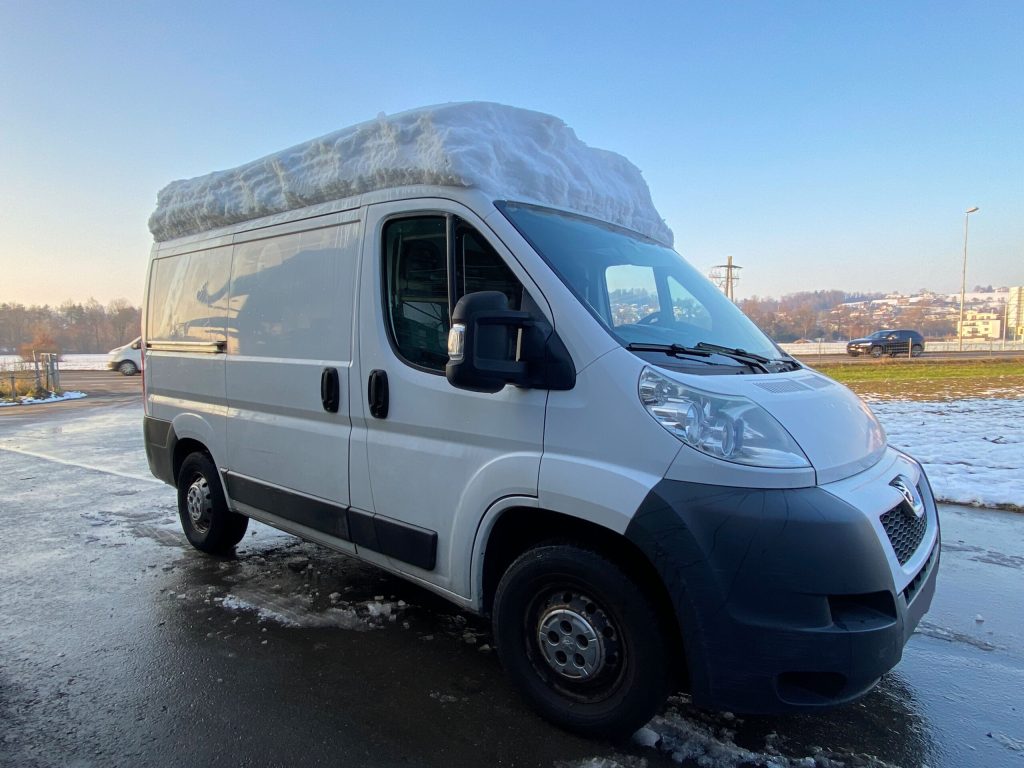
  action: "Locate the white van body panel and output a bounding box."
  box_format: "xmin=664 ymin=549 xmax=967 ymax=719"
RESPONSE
xmin=224 ymin=215 xmax=361 ymax=505
xmin=146 ymin=354 xmax=227 ymax=464
xmin=539 ymin=347 xmax=683 ymax=534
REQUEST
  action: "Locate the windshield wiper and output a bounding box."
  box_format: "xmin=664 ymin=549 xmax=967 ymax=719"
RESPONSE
xmin=625 ymin=343 xmax=726 ymax=367
xmin=626 ymin=342 xmax=712 ymax=358
xmin=627 ymin=342 xmax=797 ymax=373
xmin=693 ymin=342 xmax=772 ymax=373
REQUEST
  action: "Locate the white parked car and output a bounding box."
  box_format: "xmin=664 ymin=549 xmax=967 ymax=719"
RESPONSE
xmin=141 ymin=103 xmax=938 ymax=736
xmin=106 ymin=336 xmax=142 ymax=375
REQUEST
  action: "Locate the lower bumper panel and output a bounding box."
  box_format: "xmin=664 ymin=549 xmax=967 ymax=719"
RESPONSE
xmin=625 ymin=477 xmax=939 ymax=713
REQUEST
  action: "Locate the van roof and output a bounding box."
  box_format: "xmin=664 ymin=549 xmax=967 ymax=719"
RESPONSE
xmin=148 ymin=102 xmax=673 ymax=246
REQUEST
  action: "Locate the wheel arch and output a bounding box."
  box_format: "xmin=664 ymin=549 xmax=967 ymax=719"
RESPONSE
xmin=173 ymin=436 xmax=210 ymax=485
xmin=475 ymin=505 xmax=688 ymax=685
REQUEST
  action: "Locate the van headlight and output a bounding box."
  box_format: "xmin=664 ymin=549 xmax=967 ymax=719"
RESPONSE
xmin=639 ymin=368 xmax=810 ymax=468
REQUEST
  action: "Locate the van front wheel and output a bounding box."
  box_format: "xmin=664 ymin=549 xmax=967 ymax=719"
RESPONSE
xmin=492 ymin=545 xmax=669 ymax=737
xmin=176 ymin=452 xmax=248 ymax=554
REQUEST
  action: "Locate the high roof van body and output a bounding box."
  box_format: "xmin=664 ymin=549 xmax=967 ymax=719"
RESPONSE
xmin=142 ymin=103 xmax=938 ymax=735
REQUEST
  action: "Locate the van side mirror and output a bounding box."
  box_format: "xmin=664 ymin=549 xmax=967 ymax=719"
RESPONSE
xmin=446 ymin=292 xmax=529 ymax=393
xmin=131 ymin=339 xmax=142 ymax=350
xmin=446 ymin=291 xmax=576 ymax=394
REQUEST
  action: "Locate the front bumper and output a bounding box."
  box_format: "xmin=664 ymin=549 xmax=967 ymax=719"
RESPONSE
xmin=625 ymin=458 xmax=939 ymax=713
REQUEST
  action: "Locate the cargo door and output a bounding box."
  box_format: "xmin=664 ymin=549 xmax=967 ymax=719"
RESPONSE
xmin=223 ymin=216 xmax=360 ymax=547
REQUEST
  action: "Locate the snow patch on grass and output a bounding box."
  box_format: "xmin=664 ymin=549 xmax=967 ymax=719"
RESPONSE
xmin=872 ymin=398 xmax=1024 ymax=509
xmin=0 ymin=391 xmax=86 ymax=407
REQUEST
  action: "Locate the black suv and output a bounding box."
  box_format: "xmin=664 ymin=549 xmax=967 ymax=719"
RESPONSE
xmin=846 ymin=329 xmax=924 ymax=357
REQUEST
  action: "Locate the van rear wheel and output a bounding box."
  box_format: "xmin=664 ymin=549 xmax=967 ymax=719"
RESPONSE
xmin=911 ymin=344 xmax=923 ymax=357
xmin=492 ymin=545 xmax=669 ymax=737
xmin=176 ymin=452 xmax=248 ymax=554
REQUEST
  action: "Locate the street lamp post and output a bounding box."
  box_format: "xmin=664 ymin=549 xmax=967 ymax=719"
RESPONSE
xmin=958 ymin=206 xmax=980 ymax=352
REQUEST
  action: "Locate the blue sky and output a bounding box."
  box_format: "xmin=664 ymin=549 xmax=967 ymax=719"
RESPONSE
xmin=1 ymin=1 xmax=1021 ymax=305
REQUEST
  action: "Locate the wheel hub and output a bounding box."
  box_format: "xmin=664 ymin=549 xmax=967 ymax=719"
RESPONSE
xmin=536 ymin=595 xmax=615 ymax=681
xmin=185 ymin=477 xmax=212 ymax=533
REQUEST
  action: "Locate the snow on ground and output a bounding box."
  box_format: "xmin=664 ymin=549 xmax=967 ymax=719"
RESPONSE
xmin=0 ymin=353 xmax=109 ymax=370
xmin=0 ymin=390 xmax=86 ymax=407
xmin=148 ymin=102 xmax=673 ymax=245
xmin=559 ymin=695 xmax=907 ymax=768
xmin=871 ymin=398 xmax=1024 ymax=509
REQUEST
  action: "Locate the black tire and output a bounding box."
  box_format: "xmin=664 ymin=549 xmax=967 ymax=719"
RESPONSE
xmin=176 ymin=452 xmax=248 ymax=554
xmin=492 ymin=545 xmax=670 ymax=738
xmin=911 ymin=344 xmax=923 ymax=357
xmin=870 ymin=346 xmax=884 ymax=358
xmin=118 ymin=360 xmax=138 ymax=376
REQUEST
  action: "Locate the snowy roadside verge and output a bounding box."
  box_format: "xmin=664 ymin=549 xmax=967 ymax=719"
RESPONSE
xmin=0 ymin=354 xmax=110 ymax=370
xmin=872 ymin=398 xmax=1023 ymax=510
xmin=0 ymin=391 xmax=87 ymax=408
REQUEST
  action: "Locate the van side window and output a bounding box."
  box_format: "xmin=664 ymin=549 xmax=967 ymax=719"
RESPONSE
xmin=148 ymin=246 xmax=232 ymax=343
xmin=384 ymin=217 xmax=450 ymax=370
xmin=454 ymin=223 xmax=523 ymax=312
xmin=383 ymin=215 xmax=524 ymax=372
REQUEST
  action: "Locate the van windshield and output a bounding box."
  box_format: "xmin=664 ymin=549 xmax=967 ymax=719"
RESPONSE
xmin=498 ymin=202 xmax=782 ymax=361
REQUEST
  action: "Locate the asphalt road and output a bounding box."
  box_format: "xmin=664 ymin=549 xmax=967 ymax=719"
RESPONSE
xmin=1 ymin=394 xmax=1022 ymax=768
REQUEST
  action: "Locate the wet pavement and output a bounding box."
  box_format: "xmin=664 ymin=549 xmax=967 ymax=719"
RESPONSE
xmin=1 ymin=399 xmax=1022 ymax=768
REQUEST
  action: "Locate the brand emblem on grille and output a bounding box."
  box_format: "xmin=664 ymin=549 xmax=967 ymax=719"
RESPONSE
xmin=890 ymin=475 xmax=925 ymax=519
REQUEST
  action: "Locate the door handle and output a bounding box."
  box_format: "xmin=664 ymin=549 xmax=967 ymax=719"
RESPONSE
xmin=368 ymin=369 xmax=389 ymax=419
xmin=321 ymin=367 xmax=340 ymax=413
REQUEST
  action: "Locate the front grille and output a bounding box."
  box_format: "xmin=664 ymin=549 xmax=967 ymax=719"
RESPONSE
xmin=903 ymin=543 xmax=937 ymax=605
xmin=880 ymin=495 xmax=927 ymax=565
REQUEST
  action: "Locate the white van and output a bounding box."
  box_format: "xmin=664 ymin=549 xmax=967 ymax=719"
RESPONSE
xmin=142 ymin=103 xmax=938 ymax=736
xmin=106 ymin=336 xmax=142 ymax=375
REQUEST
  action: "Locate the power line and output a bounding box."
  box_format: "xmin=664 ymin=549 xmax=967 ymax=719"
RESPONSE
xmin=709 ymin=256 xmax=742 ymax=301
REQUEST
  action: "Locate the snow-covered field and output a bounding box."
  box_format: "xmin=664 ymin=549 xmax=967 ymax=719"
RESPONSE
xmin=0 ymin=353 xmax=109 ymax=370
xmin=872 ymin=398 xmax=1023 ymax=509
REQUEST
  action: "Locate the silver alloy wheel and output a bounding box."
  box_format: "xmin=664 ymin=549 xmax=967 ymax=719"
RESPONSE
xmin=185 ymin=476 xmax=213 ymax=534
xmin=535 ymin=594 xmax=616 ymax=681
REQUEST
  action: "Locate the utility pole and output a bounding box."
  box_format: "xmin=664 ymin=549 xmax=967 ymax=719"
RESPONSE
xmin=709 ymin=256 xmax=742 ymax=301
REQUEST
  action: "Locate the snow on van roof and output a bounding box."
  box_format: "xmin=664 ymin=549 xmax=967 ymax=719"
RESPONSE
xmin=148 ymin=102 xmax=673 ymax=245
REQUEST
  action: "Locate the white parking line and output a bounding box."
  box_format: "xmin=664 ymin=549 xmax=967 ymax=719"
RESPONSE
xmin=0 ymin=444 xmax=163 ymax=484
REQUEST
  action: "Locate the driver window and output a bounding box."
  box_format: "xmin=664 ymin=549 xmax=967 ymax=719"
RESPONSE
xmin=606 ymin=265 xmax=660 ymax=326
xmin=384 ymin=217 xmax=449 ymax=370
xmin=383 ymin=215 xmax=526 ymax=373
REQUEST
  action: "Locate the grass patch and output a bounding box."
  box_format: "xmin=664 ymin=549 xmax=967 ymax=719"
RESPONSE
xmin=810 ymin=358 xmax=1024 ymax=401
xmin=0 ymin=361 xmax=58 ymax=400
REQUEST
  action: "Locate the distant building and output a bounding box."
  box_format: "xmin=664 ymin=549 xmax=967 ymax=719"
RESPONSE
xmin=958 ymin=311 xmax=1002 ymax=340
xmin=1008 ymin=287 xmax=1024 ymax=341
